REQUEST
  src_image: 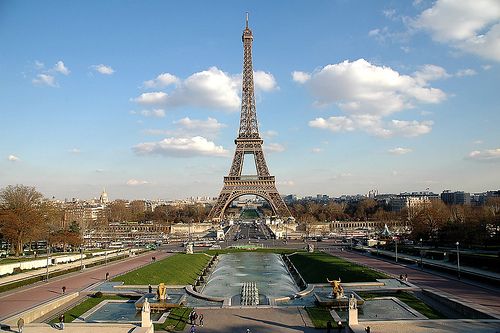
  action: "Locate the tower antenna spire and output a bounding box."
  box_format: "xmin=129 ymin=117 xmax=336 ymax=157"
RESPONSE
xmin=246 ymin=12 xmax=249 ymax=29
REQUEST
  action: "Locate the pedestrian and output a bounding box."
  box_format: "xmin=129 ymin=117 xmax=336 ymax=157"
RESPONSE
xmin=148 ymin=284 xmax=152 ymax=293
xmin=399 ymin=274 xmax=403 ymax=280
xmin=105 ymin=272 xmax=110 ymax=280
xmin=199 ymin=313 xmax=204 ymax=327
xmin=404 ymin=273 xmax=408 ymax=282
xmin=337 ymin=320 xmax=342 ymax=332
xmin=194 ymin=311 xmax=198 ymax=325
xmin=17 ymin=317 xmax=24 ymax=333
xmin=246 ymin=329 xmax=251 ymax=333
xmin=326 ymin=320 xmax=332 ymax=333
xmin=190 ymin=324 xmax=196 ymax=333
xmin=365 ymin=326 xmax=371 ymax=333
xmin=62 ymin=286 xmax=66 ymax=294
xmin=189 ymin=310 xmax=195 ymax=324
xmin=59 ymin=313 xmax=65 ymax=330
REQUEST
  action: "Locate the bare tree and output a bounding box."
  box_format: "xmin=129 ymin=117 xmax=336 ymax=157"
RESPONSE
xmin=0 ymin=185 xmax=44 ymax=256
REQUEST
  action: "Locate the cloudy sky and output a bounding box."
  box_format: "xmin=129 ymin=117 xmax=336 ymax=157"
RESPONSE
xmin=1 ymin=0 xmax=499 ymax=200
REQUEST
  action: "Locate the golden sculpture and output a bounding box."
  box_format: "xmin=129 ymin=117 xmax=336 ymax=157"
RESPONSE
xmin=157 ymin=283 xmax=168 ymax=301
xmin=326 ymin=278 xmax=344 ymax=299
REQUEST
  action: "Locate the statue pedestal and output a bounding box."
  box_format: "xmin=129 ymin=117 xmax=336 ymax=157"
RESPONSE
xmin=348 ymin=307 xmax=358 ymax=326
xmin=141 ymin=299 xmax=152 ymax=328
xmin=186 ymin=243 xmax=194 ymax=254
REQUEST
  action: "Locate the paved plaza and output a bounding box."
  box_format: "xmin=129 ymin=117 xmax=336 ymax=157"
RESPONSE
xmin=181 ymin=307 xmax=316 ymax=333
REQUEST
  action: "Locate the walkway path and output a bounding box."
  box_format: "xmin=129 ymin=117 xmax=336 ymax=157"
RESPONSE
xmin=183 ymin=307 xmax=317 ymax=333
xmin=0 ymin=250 xmax=134 ymax=287
xmin=326 ymin=248 xmax=500 ymax=317
xmin=0 ymin=250 xmax=170 ymax=321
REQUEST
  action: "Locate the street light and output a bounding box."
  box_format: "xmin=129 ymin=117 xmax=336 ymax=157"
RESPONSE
xmin=419 ymin=238 xmax=423 ymax=270
xmin=79 ymin=246 xmax=84 ymax=272
xmin=395 ymin=238 xmax=398 ymax=263
xmin=456 ymin=241 xmax=461 ymax=280
xmin=45 ymin=240 xmax=50 ymax=282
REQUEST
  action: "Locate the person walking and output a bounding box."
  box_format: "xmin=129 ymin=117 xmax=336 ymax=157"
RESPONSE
xmin=105 ymin=272 xmax=110 ymax=280
xmin=326 ymin=320 xmax=332 ymax=333
xmin=194 ymin=311 xmax=198 ymax=325
xmin=59 ymin=314 xmax=65 ymax=330
xmin=190 ymin=324 xmax=196 ymax=333
xmin=199 ymin=313 xmax=204 ymax=327
xmin=148 ymin=284 xmax=152 ymax=293
xmin=62 ymin=286 xmax=66 ymax=294
xmin=17 ymin=317 xmax=24 ymax=333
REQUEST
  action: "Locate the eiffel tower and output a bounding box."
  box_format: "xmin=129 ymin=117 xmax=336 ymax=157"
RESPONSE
xmin=208 ymin=15 xmax=292 ymax=221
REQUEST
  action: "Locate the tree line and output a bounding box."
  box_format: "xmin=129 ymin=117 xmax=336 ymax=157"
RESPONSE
xmin=0 ymin=185 xmax=81 ymax=256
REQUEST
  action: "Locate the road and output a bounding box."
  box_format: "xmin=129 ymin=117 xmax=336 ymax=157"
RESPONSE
xmin=325 ymin=247 xmax=500 ymax=317
xmin=0 ymin=250 xmax=170 ymax=321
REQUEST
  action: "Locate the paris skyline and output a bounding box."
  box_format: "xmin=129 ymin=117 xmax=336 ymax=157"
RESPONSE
xmin=1 ymin=0 xmax=499 ymax=200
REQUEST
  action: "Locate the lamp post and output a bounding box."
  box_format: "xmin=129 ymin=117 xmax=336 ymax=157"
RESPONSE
xmin=45 ymin=240 xmax=50 ymax=282
xmin=419 ymin=238 xmax=423 ymax=270
xmin=456 ymin=241 xmax=461 ymax=280
xmin=79 ymin=246 xmax=83 ymax=272
xmin=395 ymin=238 xmax=398 ymax=263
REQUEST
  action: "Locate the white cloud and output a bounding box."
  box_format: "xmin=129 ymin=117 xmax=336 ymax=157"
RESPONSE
xmin=53 ymin=61 xmax=70 ymax=75
xmin=312 ymin=147 xmax=323 ymax=153
xmin=473 ymin=140 xmax=483 ymax=144
xmin=140 ymin=109 xmax=166 ymax=118
xmin=8 ymin=155 xmax=20 ymax=162
xmin=174 ymin=117 xmax=226 ymax=136
xmin=262 ymin=130 xmax=278 ymax=138
xmin=143 ymin=73 xmax=179 ymax=88
xmin=299 ymin=59 xmax=443 ymax=138
xmin=309 ymin=116 xmax=433 ymax=138
xmin=133 ymin=136 xmax=229 ymax=158
xmin=467 ymin=148 xmax=500 ymax=161
xmin=413 ymin=64 xmax=450 ymax=84
xmin=388 ymin=147 xmax=413 ymax=155
xmin=32 ymin=74 xmax=57 ymax=87
xmin=126 ymin=179 xmax=149 ymax=186
xmin=278 ymin=180 xmax=295 ymax=186
xmin=309 ymin=116 xmax=355 ymax=132
xmin=34 ymin=61 xmax=44 ymax=69
xmin=68 ymin=148 xmax=81 ymax=154
xmin=264 ymin=143 xmax=285 ymax=153
xmin=133 ymin=67 xmax=277 ymax=112
xmin=298 ymin=59 xmax=446 ymax=116
xmin=412 ymin=0 xmax=500 ymax=61
xmin=455 ymin=68 xmax=477 ymax=77
xmin=144 ymin=117 xmax=225 ymax=140
xmin=254 ymin=71 xmax=278 ymax=91
xmin=132 ymin=92 xmax=168 ymax=105
xmin=91 ymin=64 xmax=115 ymax=75
xmin=482 ymin=64 xmax=492 ymax=70
xmin=292 ymin=71 xmax=311 ymax=83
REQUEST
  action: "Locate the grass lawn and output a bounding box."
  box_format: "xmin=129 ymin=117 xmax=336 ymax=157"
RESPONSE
xmin=49 ymin=294 xmax=132 ymax=323
xmin=154 ymin=307 xmax=193 ymax=331
xmin=112 ymin=253 xmax=210 ymax=285
xmin=240 ymin=209 xmax=260 ymax=219
xmin=305 ymin=307 xmax=338 ymax=329
xmin=289 ymin=252 xmax=387 ymax=283
xmin=357 ymin=291 xmax=446 ymax=319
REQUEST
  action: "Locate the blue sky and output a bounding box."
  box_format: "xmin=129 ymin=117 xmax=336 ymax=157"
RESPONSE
xmin=1 ymin=0 xmax=499 ymax=200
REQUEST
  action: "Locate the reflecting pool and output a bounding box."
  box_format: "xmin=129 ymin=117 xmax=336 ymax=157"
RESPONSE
xmin=201 ymin=252 xmax=299 ymax=299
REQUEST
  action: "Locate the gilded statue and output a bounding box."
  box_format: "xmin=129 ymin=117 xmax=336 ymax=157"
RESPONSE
xmin=326 ymin=277 xmax=344 ymax=299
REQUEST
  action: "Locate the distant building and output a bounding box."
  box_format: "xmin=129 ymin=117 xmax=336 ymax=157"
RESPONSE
xmin=389 ymin=191 xmax=439 ymax=212
xmin=441 ymin=190 xmax=471 ymax=205
xmin=283 ymin=194 xmax=298 ymax=204
xmin=99 ymin=188 xmax=109 ymax=204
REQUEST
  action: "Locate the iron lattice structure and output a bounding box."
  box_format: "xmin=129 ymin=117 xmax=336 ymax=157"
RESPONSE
xmin=208 ymin=16 xmax=292 ymax=221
